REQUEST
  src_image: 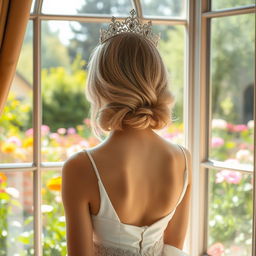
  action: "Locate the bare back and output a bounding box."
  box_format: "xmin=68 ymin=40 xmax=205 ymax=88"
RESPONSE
xmin=84 ymin=128 xmax=188 ymax=228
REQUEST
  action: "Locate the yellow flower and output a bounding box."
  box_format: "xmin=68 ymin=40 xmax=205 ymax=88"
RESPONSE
xmin=41 ymin=188 xmax=46 ymax=195
xmin=1 ymin=143 xmax=16 ymax=153
xmin=23 ymin=137 xmax=33 ymax=148
xmin=47 ymin=176 xmax=62 ymax=191
xmin=0 ymin=172 xmax=7 ymax=183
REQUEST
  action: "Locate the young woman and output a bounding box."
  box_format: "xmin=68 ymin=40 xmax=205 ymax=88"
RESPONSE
xmin=61 ymin=9 xmax=192 ymax=256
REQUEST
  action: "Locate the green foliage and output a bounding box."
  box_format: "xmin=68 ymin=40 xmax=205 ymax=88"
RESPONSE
xmin=158 ymin=26 xmax=184 ymax=122
xmin=41 ymin=55 xmax=90 ymax=131
xmin=211 ymin=14 xmax=255 ymax=123
xmin=0 ymin=92 xmax=31 ymax=135
xmin=0 ymin=176 xmax=34 ymax=256
xmin=41 ymin=22 xmax=71 ymax=70
xmin=209 ymin=172 xmax=253 ymax=255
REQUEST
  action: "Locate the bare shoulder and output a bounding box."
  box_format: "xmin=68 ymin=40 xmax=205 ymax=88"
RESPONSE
xmin=160 ymin=138 xmax=192 ymax=186
xmin=61 ymin=150 xmax=94 ymax=201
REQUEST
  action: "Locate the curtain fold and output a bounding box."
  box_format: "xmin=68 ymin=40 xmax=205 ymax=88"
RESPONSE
xmin=0 ymin=0 xmax=32 ymax=116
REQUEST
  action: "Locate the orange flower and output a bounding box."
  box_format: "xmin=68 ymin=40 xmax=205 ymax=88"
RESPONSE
xmin=47 ymin=176 xmax=62 ymax=191
xmin=23 ymin=137 xmax=33 ymax=148
xmin=1 ymin=143 xmax=16 ymax=153
xmin=0 ymin=172 xmax=7 ymax=183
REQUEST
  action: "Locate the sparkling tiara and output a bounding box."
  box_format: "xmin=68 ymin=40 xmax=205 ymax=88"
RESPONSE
xmin=99 ymin=9 xmax=161 ymax=47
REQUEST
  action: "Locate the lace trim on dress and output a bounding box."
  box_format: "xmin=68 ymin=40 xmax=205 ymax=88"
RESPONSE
xmin=93 ymin=237 xmax=164 ymax=256
xmin=94 ymin=243 xmax=137 ymax=256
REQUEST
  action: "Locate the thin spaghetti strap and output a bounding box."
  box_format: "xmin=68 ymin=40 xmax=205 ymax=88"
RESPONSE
xmin=176 ymin=144 xmax=189 ymax=206
xmin=83 ymin=149 xmax=101 ymax=181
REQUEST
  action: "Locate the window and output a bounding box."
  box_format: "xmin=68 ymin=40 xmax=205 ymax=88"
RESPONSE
xmin=195 ymin=1 xmax=255 ymax=256
xmin=0 ymin=1 xmax=187 ymax=255
xmin=0 ymin=0 xmax=255 ymax=255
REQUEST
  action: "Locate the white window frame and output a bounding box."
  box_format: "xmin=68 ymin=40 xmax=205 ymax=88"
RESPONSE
xmin=190 ymin=1 xmax=256 ymax=256
xmin=0 ymin=0 xmax=255 ymax=255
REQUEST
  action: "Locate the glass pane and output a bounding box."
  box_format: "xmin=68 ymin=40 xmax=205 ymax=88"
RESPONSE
xmin=155 ymin=25 xmax=185 ymax=145
xmin=42 ymin=170 xmax=66 ymax=256
xmin=141 ymin=0 xmax=186 ymax=17
xmin=41 ymin=21 xmax=102 ymax=162
xmin=41 ymin=21 xmax=185 ymax=162
xmin=209 ymin=14 xmax=255 ymax=166
xmin=30 ymin=0 xmax=36 ymax=13
xmin=0 ymin=171 xmax=34 ymax=256
xmin=0 ymin=21 xmax=33 ymax=164
xmin=212 ymin=0 xmax=255 ymax=10
xmin=207 ymin=169 xmax=253 ymax=255
xmin=42 ymin=0 xmax=133 ymax=16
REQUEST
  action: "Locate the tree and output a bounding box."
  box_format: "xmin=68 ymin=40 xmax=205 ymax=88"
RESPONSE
xmin=41 ymin=56 xmax=90 ymax=131
xmin=67 ymin=0 xmax=184 ymax=64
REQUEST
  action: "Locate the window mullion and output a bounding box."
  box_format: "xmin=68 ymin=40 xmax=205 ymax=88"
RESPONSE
xmin=252 ymin=40 xmax=256 ymax=256
xmin=33 ymin=16 xmax=42 ymax=256
xmin=191 ymin=0 xmax=212 ymax=255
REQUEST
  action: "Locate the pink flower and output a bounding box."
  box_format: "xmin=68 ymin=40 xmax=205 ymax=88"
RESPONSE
xmin=67 ymin=127 xmax=76 ymax=135
xmin=226 ymin=123 xmax=235 ymax=132
xmin=57 ymin=128 xmax=66 ymax=135
xmin=207 ymin=242 xmax=225 ymax=256
xmin=49 ymin=133 xmax=60 ymax=140
xmin=211 ymin=137 xmax=224 ymax=148
xmin=216 ymin=169 xmax=242 ymax=184
xmin=7 ymin=136 xmax=22 ymax=147
xmin=41 ymin=125 xmax=50 ymax=136
xmin=233 ymin=124 xmax=248 ymax=132
xmin=25 ymin=128 xmax=33 ymax=136
xmin=83 ymin=118 xmax=91 ymax=126
xmin=225 ymin=170 xmax=242 ymax=184
xmin=215 ymin=172 xmax=225 ymax=183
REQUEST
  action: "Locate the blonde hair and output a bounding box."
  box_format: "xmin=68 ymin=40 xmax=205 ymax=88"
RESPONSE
xmin=85 ymin=32 xmax=176 ymax=139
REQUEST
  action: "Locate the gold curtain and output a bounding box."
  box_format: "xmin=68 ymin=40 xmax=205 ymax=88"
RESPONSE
xmin=0 ymin=0 xmax=32 ymax=116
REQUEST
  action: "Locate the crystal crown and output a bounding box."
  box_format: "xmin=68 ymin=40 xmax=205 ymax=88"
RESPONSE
xmin=99 ymin=9 xmax=160 ymax=47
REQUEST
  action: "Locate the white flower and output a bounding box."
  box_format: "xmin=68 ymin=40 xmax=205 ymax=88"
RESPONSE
xmin=247 ymin=120 xmax=254 ymax=129
xmin=55 ymin=195 xmax=62 ymax=203
xmin=41 ymin=204 xmax=53 ymax=213
xmin=67 ymin=145 xmax=82 ymax=157
xmin=11 ymin=220 xmax=22 ymax=227
xmin=6 ymin=187 xmax=19 ymax=198
xmin=212 ymin=119 xmax=227 ymax=129
xmin=59 ymin=216 xmax=65 ymax=222
xmin=236 ymin=149 xmax=251 ymax=162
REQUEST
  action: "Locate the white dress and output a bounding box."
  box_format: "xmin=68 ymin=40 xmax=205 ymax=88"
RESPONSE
xmin=83 ymin=144 xmax=189 ymax=256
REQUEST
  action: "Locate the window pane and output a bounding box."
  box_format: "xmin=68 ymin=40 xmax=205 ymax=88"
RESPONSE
xmin=41 ymin=21 xmax=102 ymax=162
xmin=31 ymin=0 xmax=36 ymax=13
xmin=0 ymin=171 xmax=34 ymax=255
xmin=42 ymin=0 xmax=133 ymax=16
xmin=211 ymin=0 xmax=255 ymax=10
xmin=41 ymin=21 xmax=185 ymax=162
xmin=42 ymin=170 xmax=66 ymax=255
xmin=0 ymin=21 xmax=33 ymax=164
xmin=207 ymin=169 xmax=253 ymax=255
xmin=156 ymin=25 xmax=185 ymax=145
xmin=141 ymin=0 xmax=186 ymax=18
xmin=209 ymin=14 xmax=255 ymax=166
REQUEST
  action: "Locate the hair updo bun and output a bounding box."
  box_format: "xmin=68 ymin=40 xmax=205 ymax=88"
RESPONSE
xmin=85 ymin=32 xmax=176 ymax=139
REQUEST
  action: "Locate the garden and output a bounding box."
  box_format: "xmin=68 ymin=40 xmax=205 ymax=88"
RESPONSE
xmin=0 ymin=1 xmax=254 ymax=254
xmin=0 ymin=87 xmax=254 ymax=255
